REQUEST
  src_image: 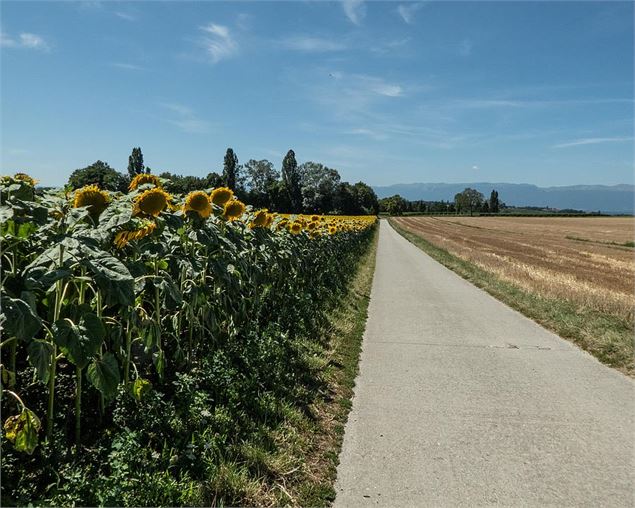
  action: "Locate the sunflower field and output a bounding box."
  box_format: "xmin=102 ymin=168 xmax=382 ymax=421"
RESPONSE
xmin=0 ymin=172 xmax=376 ymax=505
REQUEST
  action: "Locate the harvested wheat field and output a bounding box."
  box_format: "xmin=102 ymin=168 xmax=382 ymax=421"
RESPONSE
xmin=393 ymin=216 xmax=635 ymax=324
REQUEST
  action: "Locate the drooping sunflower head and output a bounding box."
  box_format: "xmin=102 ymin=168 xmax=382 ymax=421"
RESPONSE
xmin=289 ymin=221 xmax=302 ymax=235
xmin=129 ymin=173 xmax=162 ymax=192
xmin=14 ymin=172 xmax=38 ymax=186
xmin=114 ymin=220 xmax=157 ymax=248
xmin=133 ymin=188 xmax=172 ymax=217
xmin=73 ymin=185 xmax=110 ymax=217
xmin=183 ymin=191 xmax=212 ymax=219
xmin=264 ymin=212 xmax=274 ymax=228
xmin=210 ymin=187 xmax=234 ymax=208
xmin=223 ymin=199 xmax=246 ymax=221
xmin=250 ymin=209 xmax=269 ymax=228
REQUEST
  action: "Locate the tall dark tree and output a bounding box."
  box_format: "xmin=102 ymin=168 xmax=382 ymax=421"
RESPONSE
xmin=69 ymin=161 xmax=128 ymax=192
xmin=489 ymin=189 xmax=500 ymax=213
xmin=281 ymin=149 xmax=302 ymax=212
xmin=127 ymin=147 xmax=145 ymax=179
xmin=222 ymin=148 xmax=239 ymax=190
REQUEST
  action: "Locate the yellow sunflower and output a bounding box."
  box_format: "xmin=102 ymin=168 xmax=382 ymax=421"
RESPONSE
xmin=182 ymin=191 xmax=212 ymax=219
xmin=311 ymin=214 xmax=320 ymax=222
xmin=114 ymin=220 xmax=157 ymax=248
xmin=277 ymin=218 xmax=289 ymax=230
xmin=307 ymin=221 xmax=319 ymax=231
xmin=129 ymin=173 xmax=162 ymax=192
xmin=133 ymin=188 xmax=172 ymax=217
xmin=14 ymin=172 xmax=38 ymax=186
xmin=264 ymin=213 xmax=274 ymax=228
xmin=223 ymin=199 xmax=246 ymax=221
xmin=250 ymin=209 xmax=269 ymax=228
xmin=289 ymin=221 xmax=302 ymax=235
xmin=73 ymin=185 xmax=110 ymax=217
xmin=328 ymin=226 xmax=337 ymax=235
xmin=210 ymin=187 xmax=234 ymax=208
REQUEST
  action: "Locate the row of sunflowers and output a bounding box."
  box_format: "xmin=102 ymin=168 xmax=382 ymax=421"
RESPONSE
xmin=0 ymin=170 xmax=376 ymax=481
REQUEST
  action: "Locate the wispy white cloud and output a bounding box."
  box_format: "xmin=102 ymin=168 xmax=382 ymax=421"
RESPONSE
xmin=342 ymin=0 xmax=366 ymax=25
xmin=553 ymin=137 xmax=633 ymax=149
xmin=364 ymin=77 xmax=403 ymax=97
xmin=458 ymin=38 xmax=473 ymax=57
xmin=397 ymin=2 xmax=425 ymax=24
xmin=1 ymin=32 xmax=50 ymax=51
xmin=111 ymin=62 xmax=144 ymax=71
xmin=371 ymin=37 xmax=410 ymax=55
xmin=236 ymin=13 xmax=252 ymax=31
xmin=347 ymin=128 xmax=389 ymax=141
xmin=199 ymin=23 xmax=237 ymax=63
xmin=450 ymin=97 xmax=633 ymax=110
xmin=280 ymin=36 xmax=347 ymax=52
xmin=114 ymin=11 xmax=135 ymax=21
xmin=160 ymin=103 xmax=211 ymax=134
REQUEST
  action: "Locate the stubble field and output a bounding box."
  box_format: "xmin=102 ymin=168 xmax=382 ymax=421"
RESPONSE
xmin=391 ymin=216 xmax=634 ymax=374
xmin=393 ymin=216 xmax=634 ymax=321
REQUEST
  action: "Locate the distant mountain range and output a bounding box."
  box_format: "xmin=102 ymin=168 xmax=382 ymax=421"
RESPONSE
xmin=372 ymin=182 xmax=635 ymax=213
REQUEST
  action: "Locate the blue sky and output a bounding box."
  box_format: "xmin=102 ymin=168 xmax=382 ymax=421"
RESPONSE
xmin=1 ymin=0 xmax=633 ymax=188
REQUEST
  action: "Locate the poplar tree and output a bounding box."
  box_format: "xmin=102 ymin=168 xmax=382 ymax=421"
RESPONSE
xmin=281 ymin=149 xmax=302 ymax=212
xmin=489 ymin=189 xmax=500 ymax=213
xmin=223 ymin=148 xmax=239 ymax=190
xmin=127 ymin=147 xmax=144 ymax=179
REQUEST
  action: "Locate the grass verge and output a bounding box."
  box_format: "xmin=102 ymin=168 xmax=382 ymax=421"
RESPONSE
xmin=390 ymin=219 xmax=633 ymax=377
xmin=233 ymin=225 xmax=379 ymax=506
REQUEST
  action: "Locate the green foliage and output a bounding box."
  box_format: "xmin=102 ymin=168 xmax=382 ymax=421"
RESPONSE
xmin=127 ymin=147 xmax=145 ymax=179
xmin=281 ymin=149 xmax=302 ymax=213
xmin=160 ymin=172 xmax=223 ymax=194
xmin=380 ymin=194 xmax=408 ymax=216
xmin=222 ymin=148 xmax=240 ymax=191
xmin=3 ymin=408 xmax=41 ymax=455
xmin=68 ymin=161 xmax=128 ymax=192
xmin=454 ymin=187 xmax=485 ymax=216
xmin=0 ymin=174 xmax=376 ymax=505
xmin=489 ymin=189 xmax=500 ymax=213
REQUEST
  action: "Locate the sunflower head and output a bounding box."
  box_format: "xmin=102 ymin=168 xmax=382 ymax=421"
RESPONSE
xmin=114 ymin=220 xmax=157 ymax=248
xmin=328 ymin=225 xmax=337 ymax=235
xmin=250 ymin=209 xmax=269 ymax=228
xmin=73 ymin=185 xmax=110 ymax=217
xmin=264 ymin=213 xmax=274 ymax=228
xmin=133 ymin=188 xmax=172 ymax=217
xmin=311 ymin=214 xmax=320 ymax=222
xmin=183 ymin=191 xmax=212 ymax=219
xmin=289 ymin=221 xmax=302 ymax=235
xmin=129 ymin=173 xmax=162 ymax=192
xmin=223 ymin=199 xmax=246 ymax=221
xmin=307 ymin=221 xmax=319 ymax=231
xmin=14 ymin=172 xmax=38 ymax=186
xmin=277 ymin=218 xmax=289 ymax=230
xmin=210 ymin=187 xmax=234 ymax=208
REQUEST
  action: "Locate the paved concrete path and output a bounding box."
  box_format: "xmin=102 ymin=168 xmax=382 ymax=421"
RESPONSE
xmin=334 ymin=220 xmax=634 ymax=507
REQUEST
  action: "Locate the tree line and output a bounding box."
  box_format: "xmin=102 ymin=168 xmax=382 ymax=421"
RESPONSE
xmin=380 ymin=188 xmax=502 ymax=216
xmin=67 ymin=147 xmax=379 ymax=215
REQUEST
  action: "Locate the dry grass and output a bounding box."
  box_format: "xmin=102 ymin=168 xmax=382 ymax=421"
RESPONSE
xmin=394 ymin=216 xmax=635 ymax=323
xmin=390 ymin=217 xmax=634 ymax=375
